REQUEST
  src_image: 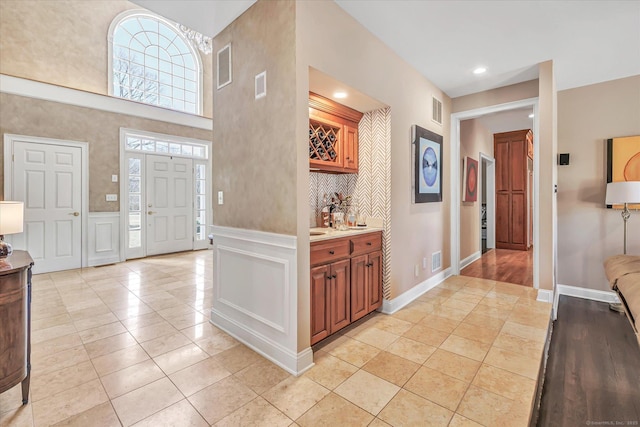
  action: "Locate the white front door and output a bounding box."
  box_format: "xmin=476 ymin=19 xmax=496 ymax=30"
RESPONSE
xmin=11 ymin=141 xmax=83 ymax=273
xmin=145 ymin=155 xmax=193 ymax=255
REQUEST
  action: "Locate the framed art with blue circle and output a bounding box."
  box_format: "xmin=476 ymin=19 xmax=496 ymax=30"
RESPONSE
xmin=412 ymin=125 xmax=443 ymax=203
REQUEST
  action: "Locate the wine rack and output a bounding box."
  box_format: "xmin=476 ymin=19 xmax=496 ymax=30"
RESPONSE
xmin=309 ymin=121 xmax=340 ymax=163
xmin=308 ymin=92 xmax=363 ymax=173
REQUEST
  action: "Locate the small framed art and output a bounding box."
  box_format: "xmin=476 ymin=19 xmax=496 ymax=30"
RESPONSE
xmin=413 ymin=125 xmax=443 ymax=203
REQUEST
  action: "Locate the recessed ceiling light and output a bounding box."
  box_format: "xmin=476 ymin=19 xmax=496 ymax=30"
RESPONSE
xmin=529 ymin=113 xmax=535 ymax=118
xmin=333 ymin=91 xmax=347 ymax=99
xmin=473 ymin=67 xmax=487 ymax=75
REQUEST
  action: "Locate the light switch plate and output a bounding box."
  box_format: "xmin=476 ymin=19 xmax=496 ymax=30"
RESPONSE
xmin=217 ymin=191 xmax=224 ymax=205
xmin=106 ymin=194 xmax=118 ymax=202
xmin=112 ymin=175 xmax=118 ymax=183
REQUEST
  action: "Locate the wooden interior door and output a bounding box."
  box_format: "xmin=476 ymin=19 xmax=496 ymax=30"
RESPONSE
xmin=494 ymin=130 xmax=529 ymax=251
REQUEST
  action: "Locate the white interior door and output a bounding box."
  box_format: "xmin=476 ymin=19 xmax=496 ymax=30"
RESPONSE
xmin=145 ymin=155 xmax=193 ymax=255
xmin=11 ymin=141 xmax=82 ymax=273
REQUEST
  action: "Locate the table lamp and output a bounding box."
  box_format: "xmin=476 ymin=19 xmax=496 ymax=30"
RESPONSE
xmin=0 ymin=201 xmax=24 ymax=257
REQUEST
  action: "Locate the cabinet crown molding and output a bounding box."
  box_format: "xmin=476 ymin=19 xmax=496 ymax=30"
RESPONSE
xmin=309 ymin=92 xmax=364 ymax=123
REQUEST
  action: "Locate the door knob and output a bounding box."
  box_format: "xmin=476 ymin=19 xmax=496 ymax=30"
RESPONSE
xmin=148 ymin=211 xmax=157 ymax=215
xmin=69 ymin=212 xmax=80 ymax=216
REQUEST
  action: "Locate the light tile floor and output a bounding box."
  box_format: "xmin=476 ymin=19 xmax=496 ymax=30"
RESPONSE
xmin=0 ymin=251 xmax=552 ymax=427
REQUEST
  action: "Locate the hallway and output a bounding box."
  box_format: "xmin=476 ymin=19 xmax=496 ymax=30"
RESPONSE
xmin=461 ymin=249 xmax=533 ymax=287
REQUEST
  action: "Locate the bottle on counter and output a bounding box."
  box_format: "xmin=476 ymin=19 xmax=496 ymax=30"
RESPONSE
xmin=321 ymin=194 xmax=330 ymax=228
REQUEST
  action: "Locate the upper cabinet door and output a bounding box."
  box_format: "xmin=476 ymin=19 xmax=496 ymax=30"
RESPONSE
xmin=343 ymin=124 xmax=359 ymax=173
xmin=308 ymin=92 xmax=363 ymax=174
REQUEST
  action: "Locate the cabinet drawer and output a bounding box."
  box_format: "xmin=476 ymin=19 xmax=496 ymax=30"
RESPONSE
xmin=350 ymin=232 xmax=382 ymax=256
xmin=311 ymin=238 xmax=350 ymax=266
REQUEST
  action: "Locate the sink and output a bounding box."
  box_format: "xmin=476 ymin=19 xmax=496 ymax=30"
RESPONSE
xmin=310 ymin=231 xmax=327 ymax=236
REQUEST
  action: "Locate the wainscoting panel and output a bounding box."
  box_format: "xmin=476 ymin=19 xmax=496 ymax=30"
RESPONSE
xmin=88 ymin=212 xmax=120 ymax=266
xmin=210 ymin=226 xmax=311 ymax=375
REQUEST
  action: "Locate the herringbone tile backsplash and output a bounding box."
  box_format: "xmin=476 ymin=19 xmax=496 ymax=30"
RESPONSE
xmin=309 ymin=107 xmax=392 ymax=298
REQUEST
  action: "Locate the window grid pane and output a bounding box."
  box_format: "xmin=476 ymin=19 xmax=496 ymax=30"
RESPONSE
xmin=112 ymin=13 xmax=201 ymax=114
xmin=125 ymin=135 xmax=208 ymax=160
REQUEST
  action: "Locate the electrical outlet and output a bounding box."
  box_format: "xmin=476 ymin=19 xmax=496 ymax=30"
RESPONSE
xmin=414 ymin=264 xmax=419 ymax=277
xmin=106 ymin=194 xmax=117 ymax=202
xmin=217 ymin=191 xmax=224 ymax=205
xmin=422 ymin=257 xmax=428 ymax=269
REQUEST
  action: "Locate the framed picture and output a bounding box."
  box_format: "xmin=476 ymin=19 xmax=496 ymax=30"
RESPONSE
xmin=463 ymin=156 xmax=478 ymax=202
xmin=413 ymin=125 xmax=443 ymax=203
xmin=607 ymin=135 xmax=640 ymax=209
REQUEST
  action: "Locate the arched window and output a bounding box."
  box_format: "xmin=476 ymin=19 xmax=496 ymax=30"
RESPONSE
xmin=108 ymin=11 xmax=202 ymax=115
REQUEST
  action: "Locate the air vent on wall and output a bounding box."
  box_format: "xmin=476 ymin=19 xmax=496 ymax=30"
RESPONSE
xmin=217 ymin=43 xmax=232 ymax=89
xmin=255 ymin=71 xmax=266 ymax=99
xmin=432 ymin=251 xmax=442 ymax=272
xmin=432 ymin=96 xmax=443 ymax=125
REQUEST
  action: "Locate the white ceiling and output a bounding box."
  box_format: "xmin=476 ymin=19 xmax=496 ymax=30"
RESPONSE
xmin=134 ymin=0 xmax=640 ymax=99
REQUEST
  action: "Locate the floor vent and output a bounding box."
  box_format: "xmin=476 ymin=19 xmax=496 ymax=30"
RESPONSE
xmin=432 ymin=96 xmax=443 ymax=125
xmin=432 ymin=251 xmax=442 ymax=272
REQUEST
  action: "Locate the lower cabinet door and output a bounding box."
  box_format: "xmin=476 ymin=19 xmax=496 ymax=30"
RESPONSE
xmin=310 ymin=264 xmax=330 ymax=345
xmin=330 ymin=259 xmax=351 ymax=333
xmin=368 ymin=251 xmax=383 ymax=311
xmin=350 ymin=254 xmax=368 ymax=322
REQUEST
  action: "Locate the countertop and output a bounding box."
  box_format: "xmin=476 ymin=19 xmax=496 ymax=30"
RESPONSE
xmin=309 ymin=226 xmax=383 ymax=243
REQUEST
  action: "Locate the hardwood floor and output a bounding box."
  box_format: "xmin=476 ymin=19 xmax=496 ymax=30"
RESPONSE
xmin=537 ymin=296 xmax=640 ymax=426
xmin=461 ymin=248 xmax=533 ymax=287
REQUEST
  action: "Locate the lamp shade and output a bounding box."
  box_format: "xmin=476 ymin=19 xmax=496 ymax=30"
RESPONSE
xmin=0 ymin=201 xmax=24 ymax=235
xmin=605 ymin=181 xmax=640 ymax=205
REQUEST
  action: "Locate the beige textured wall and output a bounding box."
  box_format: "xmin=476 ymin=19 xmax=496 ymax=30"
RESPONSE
xmin=557 ymin=75 xmax=640 ymax=291
xmin=297 ymin=1 xmax=452 ymax=302
xmin=537 ymin=61 xmax=557 ymax=291
xmin=212 ymin=0 xmax=297 ymax=234
xmin=452 ymin=80 xmax=539 ymax=114
xmin=460 ymin=119 xmax=493 ymax=260
xmin=0 ymin=93 xmax=212 ymax=211
xmin=0 ymin=0 xmax=213 ymax=118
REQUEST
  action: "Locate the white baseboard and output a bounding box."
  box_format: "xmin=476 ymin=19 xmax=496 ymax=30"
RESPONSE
xmin=460 ymin=251 xmax=481 ymax=270
xmin=536 ymin=289 xmax=553 ymax=303
xmin=557 ymin=284 xmax=620 ymax=304
xmin=381 ymin=267 xmax=453 ymax=314
xmin=210 ymin=310 xmax=313 ymax=376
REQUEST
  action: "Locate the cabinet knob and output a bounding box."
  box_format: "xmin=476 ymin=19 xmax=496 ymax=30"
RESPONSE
xmin=366 ymin=242 xmax=372 ymax=246
xmin=332 ymin=274 xmax=337 ymax=279
xmin=329 ymin=250 xmax=335 ymax=255
xmin=326 ymin=276 xmax=331 ymax=280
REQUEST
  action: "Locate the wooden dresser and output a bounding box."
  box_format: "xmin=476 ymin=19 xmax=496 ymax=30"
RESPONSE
xmin=0 ymin=250 xmax=34 ymax=404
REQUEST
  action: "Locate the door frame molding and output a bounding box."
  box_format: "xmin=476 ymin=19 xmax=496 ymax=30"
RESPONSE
xmin=3 ymin=133 xmax=89 ymax=268
xmin=450 ymin=98 xmax=540 ymax=289
xmin=479 ymin=152 xmax=496 ymax=252
xmin=118 ymin=127 xmax=212 ymax=261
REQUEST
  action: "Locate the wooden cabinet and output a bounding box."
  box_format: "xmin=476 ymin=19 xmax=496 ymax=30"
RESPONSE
xmin=0 ymin=251 xmax=34 ymax=405
xmin=351 ymin=250 xmax=382 ymax=323
xmin=494 ymin=129 xmax=532 ymax=251
xmin=309 ymin=92 xmax=363 ymax=174
xmin=310 ymin=232 xmax=382 ymax=345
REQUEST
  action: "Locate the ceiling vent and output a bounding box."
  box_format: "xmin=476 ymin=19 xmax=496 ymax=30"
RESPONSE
xmin=217 ymin=43 xmax=232 ymax=89
xmin=432 ymin=96 xmax=443 ymax=125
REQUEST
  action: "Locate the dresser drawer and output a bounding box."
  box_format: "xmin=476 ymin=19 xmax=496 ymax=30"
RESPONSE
xmin=350 ymin=232 xmax=382 ymax=256
xmin=311 ymin=237 xmax=350 ymax=266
